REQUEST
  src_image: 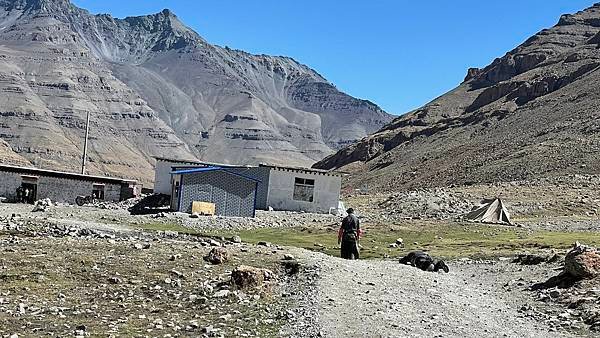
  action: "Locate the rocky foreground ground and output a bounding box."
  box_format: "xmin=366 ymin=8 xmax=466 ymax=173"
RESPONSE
xmin=2 ymin=178 xmax=600 ymax=337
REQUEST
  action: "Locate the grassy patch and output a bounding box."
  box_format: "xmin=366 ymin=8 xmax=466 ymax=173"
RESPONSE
xmin=204 ymin=221 xmax=600 ymax=260
xmin=126 ymin=219 xmax=600 ymax=260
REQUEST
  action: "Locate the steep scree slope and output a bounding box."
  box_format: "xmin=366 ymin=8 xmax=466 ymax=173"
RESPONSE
xmin=0 ymin=0 xmax=393 ymax=183
xmin=314 ymin=3 xmax=600 ymax=192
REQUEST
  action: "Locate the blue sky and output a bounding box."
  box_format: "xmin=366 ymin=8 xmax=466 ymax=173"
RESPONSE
xmin=73 ymin=0 xmax=598 ymax=115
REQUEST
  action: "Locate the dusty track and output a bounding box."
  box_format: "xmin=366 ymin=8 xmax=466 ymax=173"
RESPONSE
xmin=294 ymin=249 xmax=571 ymax=338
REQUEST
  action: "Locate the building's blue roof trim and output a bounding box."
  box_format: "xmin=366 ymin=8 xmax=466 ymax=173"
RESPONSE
xmin=171 ymin=166 xmax=261 ymax=183
xmin=171 ymin=166 xmax=221 ymax=175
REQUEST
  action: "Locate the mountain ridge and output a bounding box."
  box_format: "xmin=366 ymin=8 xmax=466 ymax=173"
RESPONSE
xmin=314 ymin=3 xmax=600 ymax=191
xmin=0 ymin=0 xmax=393 ymax=183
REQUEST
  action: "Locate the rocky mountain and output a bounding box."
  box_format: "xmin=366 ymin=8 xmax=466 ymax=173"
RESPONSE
xmin=315 ymin=3 xmax=600 ymax=191
xmin=0 ymin=139 xmax=29 ymax=166
xmin=0 ymin=0 xmax=393 ymax=183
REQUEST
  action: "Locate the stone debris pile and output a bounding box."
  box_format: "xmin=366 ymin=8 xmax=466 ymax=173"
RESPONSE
xmin=377 ymin=188 xmax=474 ymax=220
xmin=182 ymin=210 xmax=340 ymax=231
xmin=564 ymin=242 xmax=600 ymax=279
xmin=87 ymin=194 xmax=148 ymax=210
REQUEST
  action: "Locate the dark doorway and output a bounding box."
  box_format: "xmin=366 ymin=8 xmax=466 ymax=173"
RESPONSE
xmin=20 ymin=183 xmax=37 ymax=204
xmin=92 ymin=184 xmax=105 ymax=200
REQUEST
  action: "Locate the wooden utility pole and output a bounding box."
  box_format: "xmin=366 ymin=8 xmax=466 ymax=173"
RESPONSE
xmin=81 ymin=111 xmax=90 ymax=175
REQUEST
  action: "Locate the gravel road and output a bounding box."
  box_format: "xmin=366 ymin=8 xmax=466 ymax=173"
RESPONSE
xmin=293 ymin=250 xmax=572 ymax=338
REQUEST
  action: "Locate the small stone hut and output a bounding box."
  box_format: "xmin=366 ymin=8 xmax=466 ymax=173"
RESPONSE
xmin=0 ymin=164 xmax=139 ymax=204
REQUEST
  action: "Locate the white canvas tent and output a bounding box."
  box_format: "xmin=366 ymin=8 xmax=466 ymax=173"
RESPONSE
xmin=465 ymin=198 xmax=511 ymax=225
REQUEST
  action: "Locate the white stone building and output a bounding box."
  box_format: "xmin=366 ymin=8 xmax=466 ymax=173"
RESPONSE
xmin=154 ymin=157 xmax=343 ymax=214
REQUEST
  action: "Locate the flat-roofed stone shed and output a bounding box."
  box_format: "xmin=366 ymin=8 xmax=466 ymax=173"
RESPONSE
xmin=0 ymin=164 xmax=140 ymax=204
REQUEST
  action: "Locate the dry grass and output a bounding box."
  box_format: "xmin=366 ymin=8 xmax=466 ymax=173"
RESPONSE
xmin=0 ymin=235 xmax=288 ymax=337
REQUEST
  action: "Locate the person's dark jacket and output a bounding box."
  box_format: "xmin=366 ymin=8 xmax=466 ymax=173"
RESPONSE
xmin=399 ymin=251 xmax=449 ymax=273
xmin=338 ymin=214 xmax=361 ymax=243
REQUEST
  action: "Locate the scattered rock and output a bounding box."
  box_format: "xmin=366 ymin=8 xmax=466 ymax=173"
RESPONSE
xmin=32 ymin=199 xmax=52 ymax=212
xmin=170 ymin=269 xmax=185 ymax=278
xmin=204 ymin=247 xmax=229 ymax=265
xmin=282 ymin=260 xmax=301 ymax=276
xmin=219 ymin=314 xmax=232 ymax=321
xmin=565 ymin=243 xmax=600 ymax=278
xmin=108 ymin=277 xmax=122 ymax=284
xmin=213 ymin=290 xmax=230 ymax=298
xmin=152 ymin=212 xmax=167 ymax=219
xmin=132 ymin=242 xmax=152 ymax=250
xmin=231 ymin=265 xmax=275 ymax=289
xmin=377 ymin=188 xmax=473 ymax=220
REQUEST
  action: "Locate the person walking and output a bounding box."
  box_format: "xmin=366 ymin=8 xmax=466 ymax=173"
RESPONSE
xmin=24 ymin=188 xmax=30 ymax=204
xmin=338 ymin=208 xmax=361 ymax=259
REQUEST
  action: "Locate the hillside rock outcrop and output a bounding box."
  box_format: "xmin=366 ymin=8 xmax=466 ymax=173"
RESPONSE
xmin=315 ymin=3 xmax=600 ymax=192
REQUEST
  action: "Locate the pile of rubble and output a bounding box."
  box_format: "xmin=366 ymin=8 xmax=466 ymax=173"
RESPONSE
xmin=0 ymin=215 xmax=117 ymax=239
xmin=0 ymin=212 xmax=259 ymax=250
xmin=377 ymin=188 xmax=474 ymax=220
xmin=181 ymin=210 xmax=340 ymax=231
xmin=87 ymin=194 xmax=149 ymax=210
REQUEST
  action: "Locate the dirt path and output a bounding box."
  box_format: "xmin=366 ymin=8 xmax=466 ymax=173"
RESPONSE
xmin=293 ymin=250 xmax=571 ymax=338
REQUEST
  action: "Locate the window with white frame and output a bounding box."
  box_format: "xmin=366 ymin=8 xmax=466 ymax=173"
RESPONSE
xmin=293 ymin=177 xmax=315 ymax=202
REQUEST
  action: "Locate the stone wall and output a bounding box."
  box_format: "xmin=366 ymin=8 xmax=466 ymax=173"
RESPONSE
xmin=0 ymin=171 xmax=23 ymax=200
xmin=37 ymin=176 xmax=121 ymax=203
xmin=0 ymin=170 xmax=123 ymax=203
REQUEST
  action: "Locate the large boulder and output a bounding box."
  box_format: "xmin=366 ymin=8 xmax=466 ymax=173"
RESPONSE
xmin=231 ymin=265 xmax=275 ymax=289
xmin=564 ymin=243 xmax=600 ymax=278
xmin=204 ymin=247 xmax=229 ymax=265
